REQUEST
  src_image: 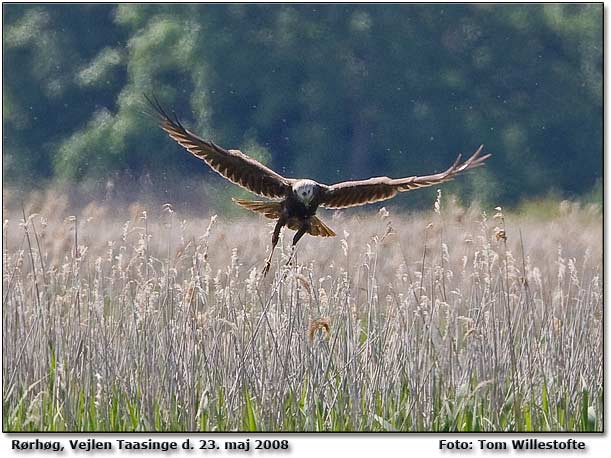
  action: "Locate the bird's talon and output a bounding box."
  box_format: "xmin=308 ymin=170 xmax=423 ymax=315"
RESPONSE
xmin=262 ymin=262 xmax=271 ymax=277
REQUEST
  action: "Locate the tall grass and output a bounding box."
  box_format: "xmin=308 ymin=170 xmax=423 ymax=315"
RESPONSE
xmin=2 ymin=191 xmax=602 ymax=431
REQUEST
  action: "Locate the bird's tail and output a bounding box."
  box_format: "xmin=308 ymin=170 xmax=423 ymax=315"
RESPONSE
xmin=306 ymin=217 xmax=336 ymax=237
xmin=286 ymin=216 xmax=336 ymax=237
xmin=232 ymin=198 xmax=283 ymax=219
xmin=233 ymin=198 xmax=336 ymax=238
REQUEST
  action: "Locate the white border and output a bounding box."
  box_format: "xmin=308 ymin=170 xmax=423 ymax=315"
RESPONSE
xmin=1 ymin=1 xmax=607 ymax=456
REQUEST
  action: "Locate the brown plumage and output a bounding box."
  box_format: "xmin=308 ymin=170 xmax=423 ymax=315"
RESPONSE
xmin=146 ymin=95 xmax=291 ymax=199
xmin=320 ymin=146 xmax=489 ymax=209
xmin=232 ymin=199 xmax=336 ymax=237
xmin=147 ymin=95 xmax=491 ymax=276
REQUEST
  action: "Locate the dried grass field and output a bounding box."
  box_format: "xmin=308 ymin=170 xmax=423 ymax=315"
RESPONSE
xmin=2 ymin=191 xmax=602 ymax=431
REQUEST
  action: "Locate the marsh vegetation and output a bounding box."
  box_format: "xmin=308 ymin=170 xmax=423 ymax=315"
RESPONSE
xmin=2 ymin=191 xmax=602 ymax=431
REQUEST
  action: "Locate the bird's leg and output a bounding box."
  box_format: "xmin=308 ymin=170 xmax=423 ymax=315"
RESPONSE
xmin=263 ymin=220 xmax=284 ymax=277
xmin=285 ymin=224 xmax=308 ymax=267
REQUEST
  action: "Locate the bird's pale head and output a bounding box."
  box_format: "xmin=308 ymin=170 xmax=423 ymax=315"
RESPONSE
xmin=293 ymin=180 xmax=317 ymax=206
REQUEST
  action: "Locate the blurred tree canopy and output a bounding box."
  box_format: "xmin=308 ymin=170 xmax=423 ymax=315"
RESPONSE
xmin=3 ymin=4 xmax=602 ymax=208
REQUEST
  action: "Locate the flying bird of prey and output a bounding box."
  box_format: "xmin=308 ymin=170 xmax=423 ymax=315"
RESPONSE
xmin=146 ymin=96 xmax=491 ymax=276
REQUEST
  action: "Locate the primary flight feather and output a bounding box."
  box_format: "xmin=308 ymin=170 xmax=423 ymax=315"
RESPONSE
xmin=146 ymin=95 xmax=491 ymax=275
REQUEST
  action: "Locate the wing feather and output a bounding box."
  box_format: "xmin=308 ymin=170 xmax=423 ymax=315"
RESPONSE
xmin=146 ymin=95 xmax=292 ymax=199
xmin=320 ymin=145 xmax=491 ymax=209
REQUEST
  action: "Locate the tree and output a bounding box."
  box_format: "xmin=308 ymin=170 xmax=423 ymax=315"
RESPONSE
xmin=2 ymin=4 xmax=602 ymax=208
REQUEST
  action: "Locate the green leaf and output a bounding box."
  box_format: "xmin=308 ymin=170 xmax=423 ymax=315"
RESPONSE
xmin=243 ymin=389 xmax=257 ymax=431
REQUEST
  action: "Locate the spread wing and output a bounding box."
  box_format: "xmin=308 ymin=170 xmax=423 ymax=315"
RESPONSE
xmin=146 ymin=95 xmax=292 ymax=199
xmin=319 ymin=145 xmax=491 ymax=209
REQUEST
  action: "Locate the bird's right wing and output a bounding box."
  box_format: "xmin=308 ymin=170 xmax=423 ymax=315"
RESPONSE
xmin=146 ymin=95 xmax=292 ymax=199
xmin=319 ymin=145 xmax=491 ymax=209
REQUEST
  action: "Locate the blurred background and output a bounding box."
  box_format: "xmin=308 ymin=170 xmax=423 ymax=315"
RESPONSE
xmin=3 ymin=3 xmax=602 ymax=213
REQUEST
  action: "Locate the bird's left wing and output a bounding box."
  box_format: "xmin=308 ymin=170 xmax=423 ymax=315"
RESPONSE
xmin=146 ymin=96 xmax=292 ymax=199
xmin=319 ymin=145 xmax=491 ymax=209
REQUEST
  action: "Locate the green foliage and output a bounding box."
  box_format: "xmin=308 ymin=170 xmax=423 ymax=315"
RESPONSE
xmin=3 ymin=4 xmax=602 ymax=208
xmin=581 ymin=178 xmax=602 ymax=207
xmin=243 ymin=389 xmax=258 ymax=431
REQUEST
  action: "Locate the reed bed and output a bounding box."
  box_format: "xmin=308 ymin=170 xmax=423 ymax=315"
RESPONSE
xmin=2 ymin=192 xmax=602 ymax=431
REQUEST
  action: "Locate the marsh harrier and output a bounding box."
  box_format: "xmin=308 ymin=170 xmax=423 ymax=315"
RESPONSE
xmin=147 ymin=96 xmax=491 ymax=275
